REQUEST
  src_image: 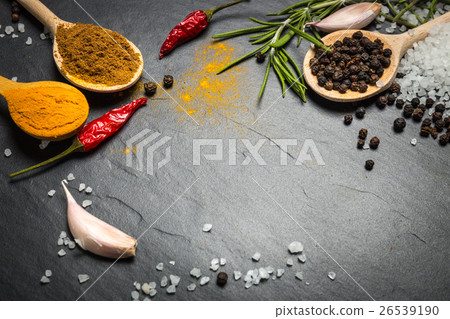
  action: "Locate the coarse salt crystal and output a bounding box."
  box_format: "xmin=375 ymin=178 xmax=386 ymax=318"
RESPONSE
xmin=4 ymin=148 xmax=12 ymax=157
xmin=376 ymin=80 xmax=385 ymax=87
xmin=63 ymin=237 xmax=70 ymax=245
xmin=411 ymin=138 xmax=417 ymax=146
xmin=57 ymin=238 xmax=63 ymax=246
xmin=295 ymin=271 xmax=304 ymax=281
xmin=156 ymin=262 xmax=164 ymax=271
xmin=131 ymin=291 xmax=139 ymax=300
xmin=85 ymin=186 xmax=93 ymax=194
xmin=45 ymin=270 xmax=52 ymax=277
xmin=190 ymin=268 xmax=201 ymax=278
xmin=234 ymin=271 xmax=242 ymax=280
xmin=82 ymin=200 xmax=92 ymax=208
xmin=160 ymin=276 xmax=168 ymax=287
xmin=187 ymin=283 xmax=196 ymax=291
xmin=210 ymin=264 xmax=219 ymax=271
xmin=288 ymin=241 xmax=303 ymax=254
xmin=12 ymin=34 xmax=18 ymax=38
xmin=67 ymin=173 xmax=75 ymax=181
xmin=78 ymin=274 xmax=90 ymax=283
xmin=11 ymin=77 xmax=17 ymax=81
xmin=58 ymin=249 xmax=66 ymax=257
xmin=40 ymin=276 xmax=50 ymax=284
xmin=135 ymin=283 xmax=141 ymax=291
xmin=17 ymin=23 xmax=25 ymax=33
xmin=245 ymin=281 xmax=252 ymax=289
xmin=149 ymin=282 xmax=156 ymax=289
xmin=277 ymin=269 xmax=285 ymax=278
xmin=141 ymin=283 xmax=150 ymax=295
xmin=199 ymin=276 xmax=210 ymax=286
xmin=202 ymin=224 xmax=212 ymax=232
xmin=286 ymin=258 xmax=293 ymax=267
xmin=5 ymin=26 xmax=14 ymax=35
xmin=149 ymin=288 xmax=157 ymax=297
xmin=68 ymin=241 xmax=76 ymax=249
xmin=169 ymin=261 xmax=175 ymax=265
xmin=220 ymin=258 xmax=226 ymax=266
xmin=252 ymin=252 xmax=261 ymax=262
xmin=39 ymin=140 xmax=50 ymax=150
xmin=169 ymin=275 xmax=180 ymax=286
xmin=166 ymin=285 xmax=176 ymax=294
xmin=26 ymin=37 xmax=32 ymax=46
xmin=48 ymin=190 xmax=56 ymax=197
xmin=328 ymin=271 xmax=336 ymax=280
xmin=40 ymin=33 xmax=47 ymax=40
xmin=298 ymin=254 xmax=307 ymax=263
xmin=59 ymin=231 xmax=67 ymax=238
xmin=79 ymin=183 xmax=86 ymax=192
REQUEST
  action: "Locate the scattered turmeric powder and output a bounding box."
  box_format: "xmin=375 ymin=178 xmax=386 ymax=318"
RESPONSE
xmin=6 ymin=82 xmax=89 ymax=140
xmin=174 ymin=41 xmax=253 ymax=125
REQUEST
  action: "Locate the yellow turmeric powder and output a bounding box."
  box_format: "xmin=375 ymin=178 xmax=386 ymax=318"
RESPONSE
xmin=5 ymin=82 xmax=89 ymax=140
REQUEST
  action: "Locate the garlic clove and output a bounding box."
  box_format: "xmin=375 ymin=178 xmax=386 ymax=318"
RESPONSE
xmin=62 ymin=182 xmax=137 ymax=259
xmin=307 ymin=3 xmax=382 ymax=33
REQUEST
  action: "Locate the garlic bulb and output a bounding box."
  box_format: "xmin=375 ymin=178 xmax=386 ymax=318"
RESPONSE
xmin=62 ymin=182 xmax=137 ymax=259
xmin=307 ymin=3 xmax=382 ymax=33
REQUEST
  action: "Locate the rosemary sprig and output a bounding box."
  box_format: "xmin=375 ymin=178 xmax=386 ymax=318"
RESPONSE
xmin=213 ymin=0 xmax=346 ymax=100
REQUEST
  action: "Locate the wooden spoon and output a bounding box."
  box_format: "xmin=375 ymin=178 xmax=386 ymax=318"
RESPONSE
xmin=0 ymin=76 xmax=89 ymax=141
xmin=303 ymin=12 xmax=450 ymax=102
xmin=17 ymin=0 xmax=144 ymax=93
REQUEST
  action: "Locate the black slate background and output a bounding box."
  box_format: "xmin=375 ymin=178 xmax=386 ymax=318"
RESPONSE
xmin=0 ymin=0 xmax=449 ymax=301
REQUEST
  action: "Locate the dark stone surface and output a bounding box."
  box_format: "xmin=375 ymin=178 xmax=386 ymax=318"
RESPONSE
xmin=0 ymin=0 xmax=449 ymax=301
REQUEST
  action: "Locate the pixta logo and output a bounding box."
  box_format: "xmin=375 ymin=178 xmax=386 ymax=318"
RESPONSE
xmin=193 ymin=138 xmax=325 ymax=166
xmin=125 ymin=129 xmax=172 ymax=175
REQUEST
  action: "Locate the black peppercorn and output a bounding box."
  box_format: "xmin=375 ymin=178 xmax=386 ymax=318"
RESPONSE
xmin=435 ymin=103 xmax=446 ymax=113
xmin=163 ymin=75 xmax=174 ymax=88
xmin=369 ymin=136 xmax=380 ymax=149
xmin=352 ymin=31 xmax=363 ymax=39
xmin=11 ymin=13 xmax=19 ymax=22
xmin=421 ymin=118 xmax=432 ymax=127
xmin=390 ymin=82 xmax=401 ymax=93
xmin=370 ymin=59 xmax=381 ymax=69
xmin=430 ymin=127 xmax=438 ymax=139
xmin=417 ymin=104 xmax=426 ymax=112
xmin=403 ymin=104 xmax=414 ymax=118
xmin=318 ymin=76 xmax=327 ymax=87
xmin=217 ymin=272 xmax=228 ymax=286
xmin=376 ymin=67 xmax=384 ymax=78
xmin=309 ymin=58 xmax=319 ymax=67
xmin=332 ymin=71 xmax=344 ymax=82
xmin=432 ymin=111 xmax=443 ymax=122
xmin=324 ymin=81 xmax=333 ymax=90
xmin=439 ymin=134 xmax=449 ymax=146
xmin=396 ymin=99 xmax=405 ymax=109
xmin=370 ymin=74 xmax=379 ymax=85
xmin=350 ymin=82 xmax=359 ymax=91
xmin=349 ymin=65 xmax=359 ymax=74
xmin=343 ymin=37 xmax=351 ymax=46
xmin=357 ymin=139 xmax=365 ymax=149
xmin=393 ymin=118 xmax=406 ymax=132
xmin=349 ymin=74 xmax=359 ymax=82
xmin=376 ymin=95 xmax=387 ymax=108
xmin=256 ymin=51 xmax=266 ymax=63
xmin=386 ymin=94 xmax=396 ymax=105
xmin=144 ymin=81 xmax=157 ymax=95
xmin=383 ymin=48 xmax=392 ymax=57
xmin=339 ymin=84 xmax=348 ymax=93
xmin=355 ymin=107 xmax=366 ymax=119
xmin=333 ymin=82 xmax=340 ymax=91
xmin=411 ymin=97 xmax=420 ymax=107
xmin=435 ymin=119 xmax=445 ymax=132
xmin=358 ymin=82 xmax=368 ymax=93
xmin=319 ymin=57 xmax=330 ymax=65
xmin=396 ymin=72 xmax=405 ymax=78
xmin=412 ymin=108 xmax=424 ymax=122
xmin=425 ymin=98 xmax=434 ymax=108
xmin=311 ymin=65 xmax=320 ymax=75
xmin=359 ymin=128 xmax=368 ymax=139
xmin=420 ymin=126 xmax=431 ymax=137
xmin=365 ymin=160 xmax=374 ymax=170
xmin=344 ymin=113 xmax=353 ymax=125
xmin=444 ymin=117 xmax=450 ymax=128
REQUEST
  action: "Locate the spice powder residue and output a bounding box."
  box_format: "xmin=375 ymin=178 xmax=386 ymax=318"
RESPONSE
xmin=174 ymin=42 xmax=252 ymax=125
xmin=56 ymin=23 xmax=140 ymax=86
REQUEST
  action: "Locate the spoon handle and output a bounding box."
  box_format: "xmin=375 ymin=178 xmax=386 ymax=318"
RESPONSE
xmin=397 ymin=12 xmax=450 ymax=56
xmin=17 ymin=0 xmax=60 ymax=35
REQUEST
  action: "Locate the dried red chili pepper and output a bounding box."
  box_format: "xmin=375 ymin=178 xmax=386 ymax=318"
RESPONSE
xmin=10 ymin=98 xmax=147 ymax=177
xmin=159 ymin=0 xmax=247 ymax=59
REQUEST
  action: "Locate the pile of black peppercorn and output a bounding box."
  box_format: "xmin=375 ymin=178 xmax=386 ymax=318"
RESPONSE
xmin=11 ymin=1 xmax=21 ymax=23
xmin=310 ymin=31 xmax=392 ymax=94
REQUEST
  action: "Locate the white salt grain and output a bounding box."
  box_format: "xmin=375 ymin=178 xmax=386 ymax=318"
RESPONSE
xmin=202 ymin=224 xmax=212 ymax=232
xmin=17 ymin=23 xmax=25 ymax=33
xmin=252 ymin=252 xmax=261 ymax=262
xmin=39 ymin=140 xmax=50 ymax=150
xmin=68 ymin=241 xmax=76 ymax=249
xmin=277 ymin=269 xmax=285 ymax=278
xmin=85 ymin=187 xmax=93 ymax=194
xmin=78 ymin=274 xmax=90 ymax=283
xmin=4 ymin=148 xmax=12 ymax=158
xmin=220 ymin=258 xmax=226 ymax=266
xmin=57 ymin=238 xmax=63 ymax=246
xmin=48 ymin=190 xmax=56 ymax=197
xmin=11 ymin=77 xmax=17 ymax=81
xmin=131 ymin=291 xmax=139 ymax=300
xmin=169 ymin=261 xmax=175 ymax=266
xmin=143 ymin=297 xmax=151 ymax=301
xmin=149 ymin=282 xmax=156 ymax=289
xmin=211 ymin=258 xmax=219 ymax=266
xmin=149 ymin=288 xmax=157 ymax=297
xmin=190 ymin=268 xmax=201 ymax=278
xmin=233 ymin=271 xmax=242 ymax=280
xmin=166 ymin=285 xmax=176 ymax=294
xmin=288 ymin=241 xmax=303 ymax=254
xmin=40 ymin=276 xmax=50 ymax=284
xmin=63 ymin=237 xmax=70 ymax=245
xmin=411 ymin=138 xmax=417 ymax=146
xmin=135 ymin=283 xmax=141 ymax=291
xmin=295 ymin=272 xmax=304 ymax=281
xmin=210 ymin=264 xmax=219 ymax=271
xmin=187 ymin=283 xmax=196 ymax=291
xmin=266 ymin=266 xmax=274 ymax=274
xmin=5 ymin=26 xmax=14 ymax=35
xmin=170 ymin=275 xmax=180 ymax=286
xmin=67 ymin=173 xmax=75 ymax=181
xmin=245 ymin=281 xmax=253 ymax=289
xmin=328 ymin=271 xmax=336 ymax=280
xmin=82 ymin=200 xmax=92 ymax=208
xmin=39 ymin=33 xmax=47 ymax=40
xmin=45 ymin=270 xmax=52 ymax=277
xmin=286 ymin=258 xmax=293 ymax=267
xmin=199 ymin=276 xmax=210 ymax=286
xmin=59 ymin=231 xmax=67 ymax=239
xmin=0 ymin=34 xmax=4 ymax=38
xmin=78 ymin=183 xmax=86 ymax=192
xmin=376 ymin=79 xmax=385 ymax=87
xmin=258 ymin=268 xmax=270 ymax=280
xmin=298 ymin=255 xmax=307 ymax=263
xmin=25 ymin=37 xmax=32 ymax=45
xmin=11 ymin=34 xmax=18 ymax=38
xmin=362 ymin=144 xmax=370 ymax=150
xmin=161 ymin=276 xmax=168 ymax=287
xmin=156 ymin=262 xmax=164 ymax=271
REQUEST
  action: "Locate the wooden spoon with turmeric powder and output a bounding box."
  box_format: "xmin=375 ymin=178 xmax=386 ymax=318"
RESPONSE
xmin=17 ymin=0 xmax=144 ymax=93
xmin=0 ymin=76 xmax=89 ymax=141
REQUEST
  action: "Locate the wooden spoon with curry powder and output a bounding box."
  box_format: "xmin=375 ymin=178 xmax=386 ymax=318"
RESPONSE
xmin=0 ymin=76 xmax=89 ymax=141
xmin=17 ymin=0 xmax=144 ymax=93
